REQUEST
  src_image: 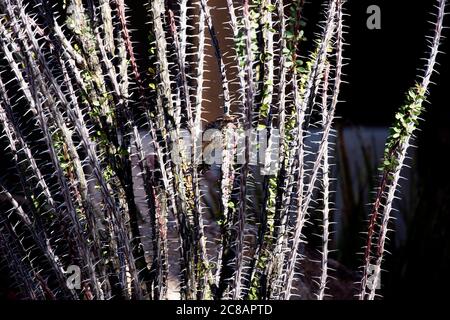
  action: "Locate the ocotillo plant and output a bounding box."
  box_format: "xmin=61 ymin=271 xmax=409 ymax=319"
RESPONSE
xmin=0 ymin=0 xmax=446 ymax=300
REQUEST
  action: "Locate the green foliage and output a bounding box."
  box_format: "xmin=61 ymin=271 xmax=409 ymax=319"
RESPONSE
xmin=382 ymin=84 xmax=427 ymax=174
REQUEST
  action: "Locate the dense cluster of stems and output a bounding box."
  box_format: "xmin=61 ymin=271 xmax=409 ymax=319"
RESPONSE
xmin=0 ymin=0 xmax=446 ymax=300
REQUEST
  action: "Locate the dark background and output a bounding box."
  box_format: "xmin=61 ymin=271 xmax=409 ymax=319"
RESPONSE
xmin=302 ymin=0 xmax=450 ymax=298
